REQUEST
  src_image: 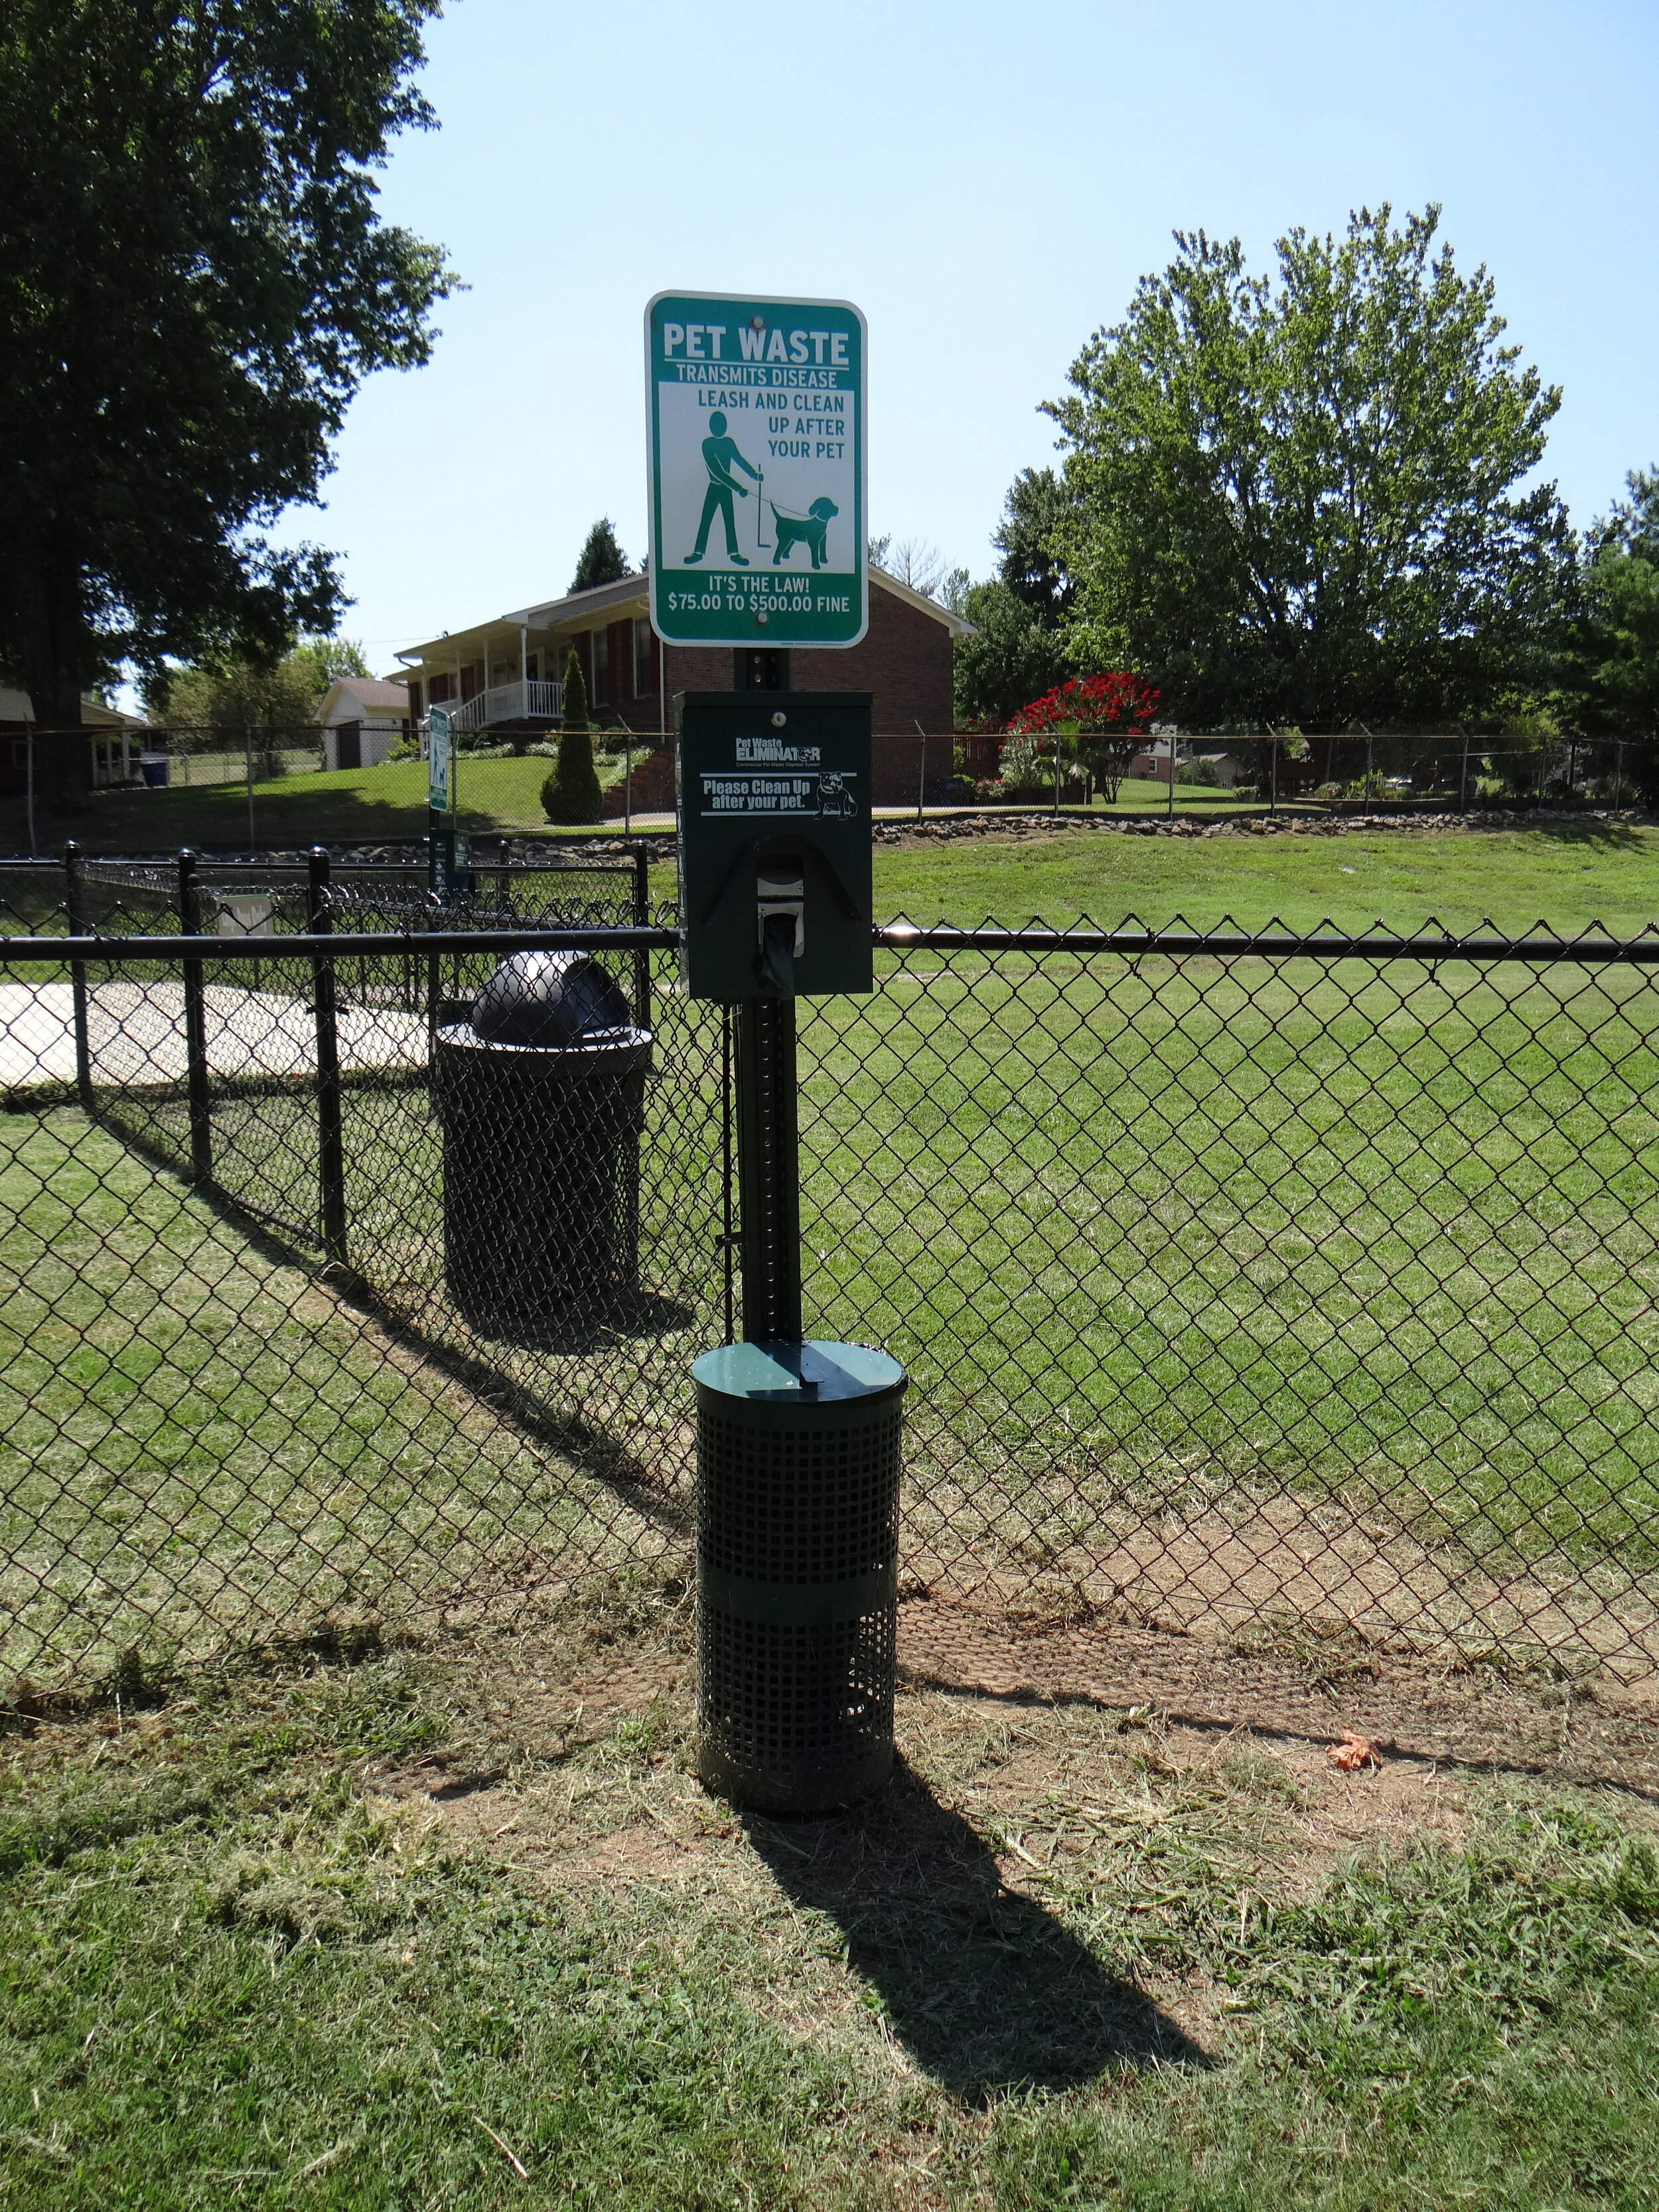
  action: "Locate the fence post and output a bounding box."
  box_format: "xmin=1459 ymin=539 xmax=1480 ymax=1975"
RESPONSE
xmin=307 ymin=847 xmax=348 ymax=1267
xmin=177 ymin=848 xmax=214 ymax=1185
xmin=63 ymin=840 xmax=93 ymax=1111
xmin=630 ymin=839 xmax=652 ymax=1034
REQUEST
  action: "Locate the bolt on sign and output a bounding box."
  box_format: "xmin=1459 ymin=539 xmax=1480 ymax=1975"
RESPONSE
xmin=646 ymin=291 xmax=867 ymax=649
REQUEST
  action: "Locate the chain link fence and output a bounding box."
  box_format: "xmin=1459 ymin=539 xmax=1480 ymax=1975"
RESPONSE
xmin=3 ymin=877 xmax=1658 ymax=1696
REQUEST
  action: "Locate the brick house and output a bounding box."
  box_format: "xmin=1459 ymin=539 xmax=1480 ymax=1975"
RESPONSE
xmin=394 ymin=566 xmax=970 ymax=756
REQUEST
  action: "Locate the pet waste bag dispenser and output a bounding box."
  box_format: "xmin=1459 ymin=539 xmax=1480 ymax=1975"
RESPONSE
xmin=678 ymin=691 xmax=906 ymax=1814
xmin=433 ymin=950 xmax=651 ymax=1338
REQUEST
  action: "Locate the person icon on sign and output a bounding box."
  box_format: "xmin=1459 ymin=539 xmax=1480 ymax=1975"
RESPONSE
xmin=684 ymin=411 xmax=762 ymax=566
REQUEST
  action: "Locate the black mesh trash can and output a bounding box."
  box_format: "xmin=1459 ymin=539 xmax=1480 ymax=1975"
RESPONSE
xmin=432 ymin=950 xmax=651 ymax=1338
xmin=694 ymin=1338 xmax=906 ymax=1813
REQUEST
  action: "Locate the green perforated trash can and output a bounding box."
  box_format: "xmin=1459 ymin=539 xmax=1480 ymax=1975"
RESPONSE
xmin=693 ymin=1339 xmax=906 ymax=1814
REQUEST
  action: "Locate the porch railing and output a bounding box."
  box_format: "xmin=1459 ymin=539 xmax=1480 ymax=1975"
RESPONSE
xmin=447 ymin=678 xmax=563 ymax=733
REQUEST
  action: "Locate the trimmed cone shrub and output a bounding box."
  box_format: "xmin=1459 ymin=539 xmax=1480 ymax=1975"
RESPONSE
xmin=560 ymin=645 xmax=590 ymax=732
xmin=541 ymin=729 xmax=603 ymax=822
xmin=541 ymin=649 xmax=604 ymax=823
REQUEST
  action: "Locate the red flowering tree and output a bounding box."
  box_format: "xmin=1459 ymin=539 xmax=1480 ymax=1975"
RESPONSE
xmin=1000 ymin=672 xmax=1161 ymax=802
xmin=1007 ymin=670 xmax=1161 ymax=735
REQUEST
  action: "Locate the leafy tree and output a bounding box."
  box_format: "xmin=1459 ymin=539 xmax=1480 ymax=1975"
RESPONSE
xmin=954 ymin=580 xmax=1072 ymax=728
xmin=543 ymin=648 xmax=601 ymax=823
xmin=1005 ymin=670 xmax=1160 ymax=802
xmin=993 ymin=467 xmax=1076 ymax=622
xmin=954 ymin=469 xmax=1082 ymax=727
xmin=1577 ymin=470 xmax=1659 ymax=737
xmin=570 ymin=520 xmax=629 ymax=593
xmin=1046 ymin=205 xmax=1571 ymax=732
xmin=164 ymin=657 xmax=315 ymax=732
xmin=0 ymin=0 xmax=453 ymax=806
xmin=156 ymin=636 xmax=368 ymax=776
xmin=287 ymin=636 xmax=372 ymax=694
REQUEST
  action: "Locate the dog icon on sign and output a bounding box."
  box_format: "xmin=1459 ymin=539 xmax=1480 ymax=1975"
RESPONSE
xmin=771 ymin=496 xmax=839 ymax=569
xmin=816 ymin=771 xmax=855 ymax=818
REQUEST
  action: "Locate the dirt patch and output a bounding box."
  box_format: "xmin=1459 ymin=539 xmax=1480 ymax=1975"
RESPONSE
xmin=898 ymin=1592 xmax=1659 ymax=1797
xmin=372 ymin=1600 xmax=1659 ymax=2095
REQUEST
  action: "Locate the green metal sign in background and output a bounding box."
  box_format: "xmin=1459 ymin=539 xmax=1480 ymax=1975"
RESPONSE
xmin=645 ymin=291 xmax=867 ymax=650
xmin=427 ymin=706 xmax=451 ymax=812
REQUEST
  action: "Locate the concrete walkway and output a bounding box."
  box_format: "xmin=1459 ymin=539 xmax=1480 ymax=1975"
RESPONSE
xmin=0 ymin=980 xmax=427 ymax=1090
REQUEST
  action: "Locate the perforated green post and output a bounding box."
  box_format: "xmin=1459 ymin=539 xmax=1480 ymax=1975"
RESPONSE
xmin=693 ymin=1339 xmax=905 ymax=1812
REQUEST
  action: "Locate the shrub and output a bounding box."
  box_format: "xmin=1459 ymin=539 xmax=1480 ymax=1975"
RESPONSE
xmin=541 ymin=647 xmax=603 ymax=822
xmin=560 ymin=646 xmax=590 ymax=732
xmin=541 ymin=729 xmax=603 ymax=823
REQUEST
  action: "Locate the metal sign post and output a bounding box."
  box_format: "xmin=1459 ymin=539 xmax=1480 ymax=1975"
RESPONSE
xmin=645 ymin=291 xmax=868 ymax=652
xmin=677 ymin=686 xmax=902 ymax=1814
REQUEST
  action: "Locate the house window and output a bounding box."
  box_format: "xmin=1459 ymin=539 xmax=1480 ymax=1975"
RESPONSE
xmin=428 ymin=672 xmax=453 ymax=704
xmin=592 ymin=628 xmax=610 ymax=704
xmin=634 ymin=619 xmax=656 ymax=698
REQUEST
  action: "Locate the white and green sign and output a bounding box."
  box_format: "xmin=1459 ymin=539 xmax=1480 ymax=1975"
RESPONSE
xmin=645 ymin=291 xmax=867 ymax=649
xmin=428 ymin=705 xmax=451 ymax=812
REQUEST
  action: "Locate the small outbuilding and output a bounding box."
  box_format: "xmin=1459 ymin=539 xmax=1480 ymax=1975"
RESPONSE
xmin=315 ymin=676 xmax=412 ymax=772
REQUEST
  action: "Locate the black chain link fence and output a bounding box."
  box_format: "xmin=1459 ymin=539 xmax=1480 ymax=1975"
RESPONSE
xmin=3 ymin=870 xmax=1658 ymax=1695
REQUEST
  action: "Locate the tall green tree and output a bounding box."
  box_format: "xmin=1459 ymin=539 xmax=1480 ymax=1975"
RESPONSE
xmin=1577 ymin=470 xmax=1659 ymax=740
xmin=0 ymin=0 xmax=453 ymax=805
xmin=1046 ymin=205 xmax=1571 ymax=731
xmin=993 ymin=467 xmax=1076 ymax=622
xmin=954 ymin=469 xmax=1077 ymax=726
xmin=570 ymin=520 xmax=629 ymax=593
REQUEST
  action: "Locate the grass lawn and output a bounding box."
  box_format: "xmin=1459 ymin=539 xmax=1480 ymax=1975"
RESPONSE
xmin=5 ymin=817 xmax=1659 ymax=2197
xmin=797 ymin=950 xmax=1659 ymax=1618
xmin=874 ymin=818 xmax=1659 ymax=938
xmin=0 ymin=1094 xmax=717 ymax=1680
xmin=0 ymin=753 xmax=638 ymax=856
xmin=6 ymin=922 xmax=1656 ymax=1684
xmin=3 ymin=1625 xmax=1657 ymax=2208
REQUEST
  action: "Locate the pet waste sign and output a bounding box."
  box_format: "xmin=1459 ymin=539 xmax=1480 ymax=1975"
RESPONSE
xmin=646 ymin=291 xmax=867 ymax=649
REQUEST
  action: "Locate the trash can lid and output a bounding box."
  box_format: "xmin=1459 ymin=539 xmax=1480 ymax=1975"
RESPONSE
xmin=470 ymin=949 xmax=632 ymax=1047
xmin=692 ymin=1339 xmax=905 ymax=1404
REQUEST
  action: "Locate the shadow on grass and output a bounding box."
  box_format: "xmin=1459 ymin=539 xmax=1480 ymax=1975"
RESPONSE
xmin=744 ymin=1755 xmax=1208 ymax=2099
xmin=1 ymin=761 xmax=633 ymax=857
xmin=84 ymin=1094 xmax=694 ymax=1538
xmin=1500 ymin=814 xmax=1655 ymax=852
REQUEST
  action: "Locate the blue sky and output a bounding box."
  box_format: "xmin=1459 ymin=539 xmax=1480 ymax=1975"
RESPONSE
xmin=305 ymin=0 xmax=1659 ymax=670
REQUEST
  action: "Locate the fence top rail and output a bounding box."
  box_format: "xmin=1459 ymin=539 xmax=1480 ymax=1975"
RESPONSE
xmin=5 ymin=919 xmax=1659 ymax=966
xmin=72 ymin=856 xmax=642 ymax=877
xmin=876 ymin=919 xmax=1659 ymax=965
xmin=0 ymin=926 xmax=680 ymax=964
